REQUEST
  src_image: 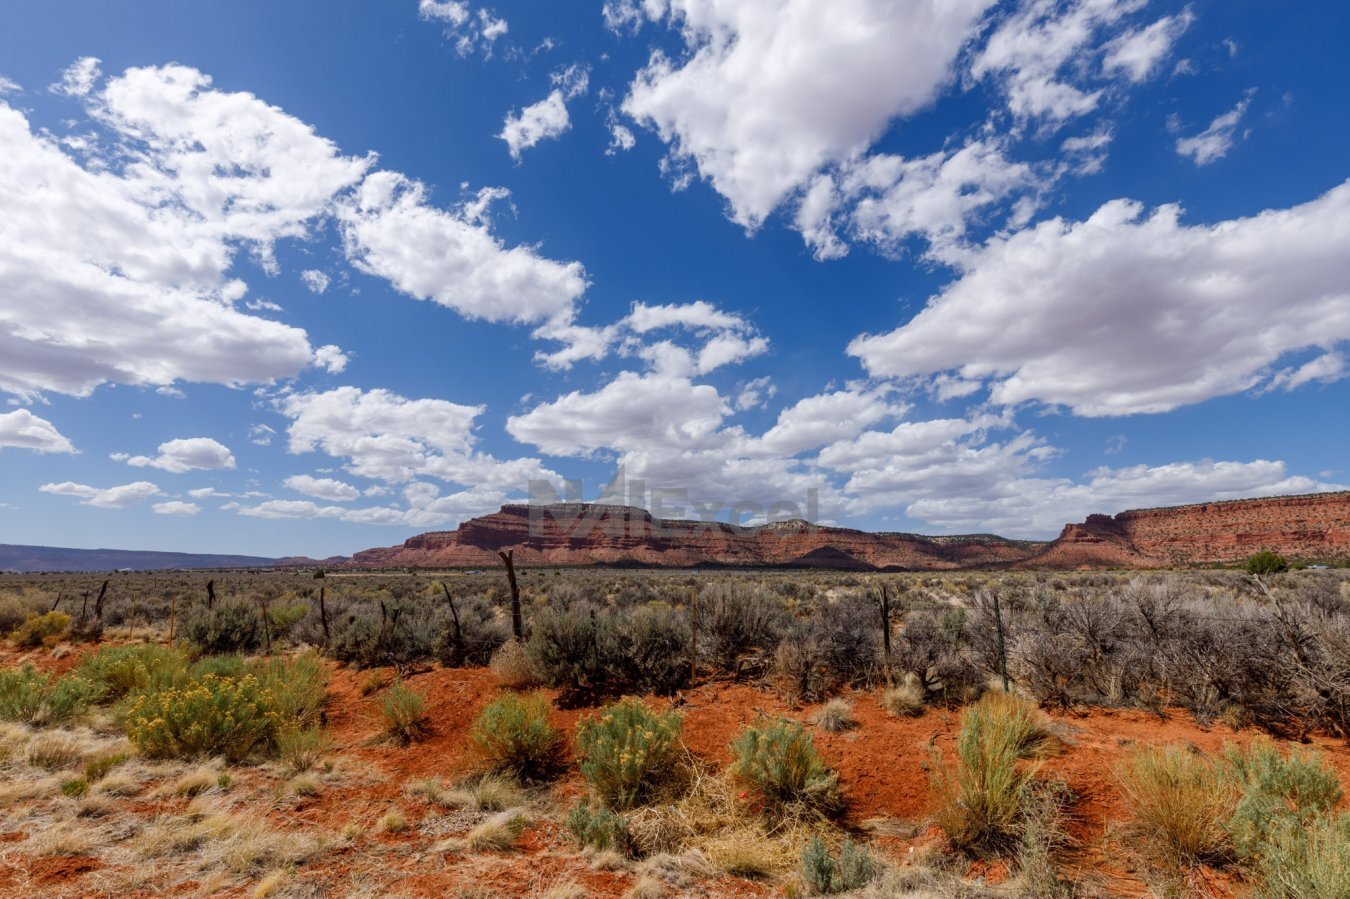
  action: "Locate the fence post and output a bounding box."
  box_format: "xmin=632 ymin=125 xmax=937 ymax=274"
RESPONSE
xmin=993 ymin=591 xmax=1010 ymax=692
xmin=689 ymin=588 xmax=699 ymax=683
xmin=498 ymin=550 xmax=522 ymax=641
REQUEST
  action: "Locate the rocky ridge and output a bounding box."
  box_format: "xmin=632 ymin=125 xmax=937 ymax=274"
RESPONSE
xmin=351 ymin=490 xmax=1350 ymax=570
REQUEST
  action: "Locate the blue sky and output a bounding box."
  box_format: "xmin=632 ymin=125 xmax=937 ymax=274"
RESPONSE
xmin=0 ymin=0 xmax=1346 ymax=558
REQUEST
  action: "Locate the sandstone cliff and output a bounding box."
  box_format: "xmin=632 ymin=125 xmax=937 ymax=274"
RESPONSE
xmin=350 ymin=503 xmax=1044 ymax=570
xmin=349 ymin=491 xmax=1350 ymax=571
xmin=1022 ymin=491 xmax=1350 ymax=569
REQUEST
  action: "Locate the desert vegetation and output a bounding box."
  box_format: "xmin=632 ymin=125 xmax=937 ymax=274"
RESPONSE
xmin=0 ymin=563 xmax=1348 ymax=896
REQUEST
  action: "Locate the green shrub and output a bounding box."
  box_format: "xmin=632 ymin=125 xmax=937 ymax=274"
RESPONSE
xmin=182 ymin=602 xmax=261 ymax=655
xmin=83 ymin=752 xmax=129 ymax=781
xmin=1224 ymin=739 xmax=1342 ymax=860
xmin=61 ymin=778 xmax=89 ymax=797
xmin=1245 ymin=551 xmax=1290 ymax=576
xmin=527 ymin=604 xmax=618 ymax=689
xmin=123 ymin=673 xmax=280 ymax=761
xmin=1253 ymin=812 xmax=1350 ymax=898
xmin=78 ymin=644 xmax=188 ymax=702
xmin=379 ymin=680 xmax=430 ymax=745
xmin=10 ymin=611 xmax=71 ymax=648
xmin=566 ymin=803 xmax=632 ymax=855
xmin=615 ymin=604 xmax=691 ymax=695
xmin=329 ymin=603 xmax=436 ymax=670
xmin=932 ymin=692 xmax=1049 ymax=851
xmin=0 ymin=665 xmax=97 ymax=725
xmin=470 ymin=691 xmax=562 ymax=782
xmin=800 ymin=837 xmax=877 ymax=895
xmin=732 ymin=719 xmax=840 ymax=815
xmin=575 ymin=698 xmax=682 ymax=810
xmin=249 ymin=651 xmax=327 ymax=725
xmin=695 ymin=584 xmax=785 ymax=672
xmin=0 ymin=594 xmax=48 ymax=634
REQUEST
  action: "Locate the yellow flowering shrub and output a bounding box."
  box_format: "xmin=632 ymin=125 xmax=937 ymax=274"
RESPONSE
xmin=575 ymin=697 xmax=681 ymax=809
xmin=731 ymin=719 xmax=840 ymax=815
xmin=124 ymin=673 xmax=281 ymax=762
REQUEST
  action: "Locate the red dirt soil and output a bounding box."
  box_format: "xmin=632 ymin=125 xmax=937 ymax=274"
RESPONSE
xmin=7 ymin=644 xmax=1350 ymax=897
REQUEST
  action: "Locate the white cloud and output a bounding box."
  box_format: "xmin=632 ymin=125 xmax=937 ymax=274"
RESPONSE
xmin=40 ymin=480 xmax=161 ymax=509
xmin=283 ymin=474 xmax=362 ymax=502
xmin=313 ymin=345 xmax=349 ymax=374
xmin=300 ymin=270 xmax=330 ymax=293
xmin=281 ymin=386 xmax=557 ymax=491
xmin=0 ymin=63 xmax=372 ymax=398
xmin=1102 ymin=8 xmax=1195 ymax=82
xmin=249 ymin=424 xmax=276 ymax=447
xmin=1176 ymin=91 xmax=1254 ymax=165
xmin=534 ymin=300 xmax=767 ymax=373
xmin=971 ymin=0 xmax=1173 ymax=125
xmin=500 ymin=65 xmax=589 ymax=161
xmin=0 ymin=76 xmax=21 ymax=95
xmin=419 ymin=1 xmax=509 ymax=57
xmin=152 ymin=501 xmax=200 ymax=516
xmin=618 ymin=0 xmax=995 ymax=230
xmin=508 ymin=371 xmax=729 ymax=458
xmin=734 ymin=376 xmax=776 ymax=411
xmin=187 ymin=487 xmax=224 ymax=499
xmin=0 ymin=409 xmax=76 ymax=453
xmin=339 ymin=171 xmax=588 ymax=326
xmin=500 ymin=91 xmax=571 ymax=161
xmin=906 ymin=459 xmax=1342 ymax=537
xmin=122 ymin=437 xmax=237 ymax=473
xmin=52 ymin=56 xmax=101 ymax=97
xmin=850 ymin=181 xmax=1350 ymax=416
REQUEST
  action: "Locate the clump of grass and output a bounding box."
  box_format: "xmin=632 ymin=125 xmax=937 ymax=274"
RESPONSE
xmin=466 ymin=808 xmax=529 ymax=851
xmin=78 ymin=644 xmax=187 ymax=701
xmin=470 ymin=691 xmax=562 ymax=782
xmin=378 ymin=680 xmax=430 ymax=745
xmin=1116 ymin=744 xmax=1237 ymax=866
xmin=249 ymin=651 xmax=327 ymax=724
xmin=931 ymin=691 xmax=1053 ymax=852
xmin=61 ymin=777 xmax=89 ymax=797
xmin=576 ymin=698 xmax=683 ymax=810
xmin=276 ymin=724 xmax=330 ymax=774
xmin=376 ymin=807 xmax=408 ymax=833
xmin=880 ymin=677 xmax=925 ymax=718
xmin=83 ymin=751 xmax=130 ymax=781
xmin=359 ymin=670 xmax=390 ymax=697
xmin=731 ymin=719 xmax=840 ymax=816
xmin=156 ymin=765 xmax=221 ymax=798
xmin=813 ymin=699 xmax=856 ymax=733
xmin=25 ymin=731 xmax=88 ymax=770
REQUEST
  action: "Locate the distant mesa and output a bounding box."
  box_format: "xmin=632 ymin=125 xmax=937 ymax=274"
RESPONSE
xmin=350 ymin=490 xmax=1350 ymax=570
xmin=5 ymin=490 xmax=1344 ymax=574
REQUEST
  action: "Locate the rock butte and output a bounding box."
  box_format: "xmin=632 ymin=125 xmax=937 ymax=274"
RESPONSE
xmin=351 ymin=491 xmax=1350 ymax=571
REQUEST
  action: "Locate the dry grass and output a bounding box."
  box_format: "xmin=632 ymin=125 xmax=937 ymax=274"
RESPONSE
xmin=1116 ymin=743 xmax=1238 ymax=867
xmin=880 ymin=677 xmax=926 ymax=718
xmin=376 ymin=807 xmax=408 ymax=834
xmin=25 ymin=731 xmax=90 ymax=770
xmin=490 ymin=639 xmax=539 ymax=688
xmin=813 ymin=698 xmax=857 ymax=733
xmin=93 ymin=769 xmax=142 ymax=796
xmin=466 ymin=807 xmax=529 ymax=851
xmin=26 ymin=820 xmax=99 ymax=856
xmin=154 ymin=763 xmax=222 ymax=798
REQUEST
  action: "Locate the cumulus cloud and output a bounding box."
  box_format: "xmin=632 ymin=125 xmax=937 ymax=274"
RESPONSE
xmin=152 ymin=501 xmax=200 ymax=516
xmin=313 ymin=345 xmax=349 ymax=374
xmin=280 ymin=385 xmax=558 ymax=491
xmin=120 ymin=437 xmax=237 ymax=473
xmin=849 ymin=181 xmax=1350 ymax=416
xmin=1176 ymin=91 xmax=1254 ymax=165
xmin=338 ymin=171 xmax=588 ymax=326
xmin=0 ymin=63 xmax=371 ymax=398
xmin=500 ymin=65 xmax=588 ymax=161
xmin=40 ymin=480 xmax=161 ymax=509
xmin=52 ymin=56 xmax=101 ymax=97
xmin=283 ymin=474 xmax=362 ymax=502
xmin=0 ymin=409 xmax=76 ymax=453
xmin=617 ymin=0 xmax=995 ymax=230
